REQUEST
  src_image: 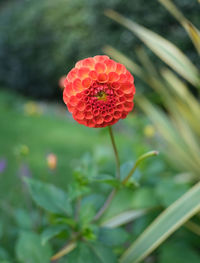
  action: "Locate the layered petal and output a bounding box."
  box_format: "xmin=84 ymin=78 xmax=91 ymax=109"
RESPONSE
xmin=63 ymin=55 xmax=136 ymax=128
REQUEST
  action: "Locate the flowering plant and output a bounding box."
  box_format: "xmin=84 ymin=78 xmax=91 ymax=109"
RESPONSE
xmin=20 ymin=56 xmax=160 ymax=263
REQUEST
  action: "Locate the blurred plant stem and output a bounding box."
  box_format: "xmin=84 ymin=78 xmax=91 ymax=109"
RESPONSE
xmin=93 ymin=189 xmax=116 ymax=221
xmin=93 ymin=150 xmax=159 ymax=221
xmin=108 ymin=126 xmax=120 ymax=179
xmin=51 ymin=232 xmax=82 ymax=262
xmin=93 ymin=126 xmax=120 ymax=221
xmin=122 ymin=150 xmax=159 ymax=184
xmin=94 ymin=128 xmax=159 ymax=222
xmin=51 ymin=240 xmax=77 ymax=262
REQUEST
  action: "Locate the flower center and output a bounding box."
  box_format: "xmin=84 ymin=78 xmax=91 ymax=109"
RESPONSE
xmin=82 ymin=82 xmax=117 ymax=115
xmin=97 ymin=91 xmax=107 ymax=101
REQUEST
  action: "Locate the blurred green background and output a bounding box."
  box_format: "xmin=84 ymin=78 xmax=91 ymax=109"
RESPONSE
xmin=0 ymin=0 xmax=200 ymax=262
xmin=0 ymin=0 xmax=199 ymax=98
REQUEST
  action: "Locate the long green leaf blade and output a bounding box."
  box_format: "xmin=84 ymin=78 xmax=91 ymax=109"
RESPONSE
xmin=105 ymin=9 xmax=200 ymax=86
xmin=158 ymin=0 xmax=200 ymax=54
xmin=120 ymin=181 xmax=200 ymax=263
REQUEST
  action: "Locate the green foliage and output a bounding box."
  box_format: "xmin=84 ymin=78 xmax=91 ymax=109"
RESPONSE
xmin=79 ymin=203 xmax=96 ymax=229
xmin=120 ymin=181 xmax=200 ymax=263
xmin=1 ymin=90 xmax=200 ymax=262
xmin=98 ymin=227 xmax=130 ymax=246
xmin=16 ymin=231 xmax=52 ymax=263
xmin=105 ymin=3 xmax=200 ymax=179
xmin=159 ymin=241 xmax=200 ymax=263
xmin=104 ymin=1 xmax=200 ymax=261
xmin=24 ymin=177 xmax=72 ymax=215
xmin=156 ymin=178 xmax=190 ymax=207
xmin=14 ymin=209 xmax=33 ymax=230
xmin=0 ymin=247 xmax=10 ymax=261
xmin=66 ymin=242 xmax=117 ymax=263
xmin=41 ymin=225 xmax=69 ymax=245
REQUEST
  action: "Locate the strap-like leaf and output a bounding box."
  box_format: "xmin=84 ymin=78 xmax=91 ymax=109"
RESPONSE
xmin=105 ymin=9 xmax=200 ymax=86
xmin=158 ymin=0 xmax=200 ymax=54
xmin=120 ymin=181 xmax=200 ymax=263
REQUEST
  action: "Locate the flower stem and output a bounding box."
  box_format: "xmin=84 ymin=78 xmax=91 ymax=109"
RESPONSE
xmin=122 ymin=150 xmax=159 ymax=184
xmin=93 ymin=126 xmax=120 ymax=221
xmin=108 ymin=126 xmax=120 ymax=179
xmin=93 ymin=189 xmax=116 ymax=221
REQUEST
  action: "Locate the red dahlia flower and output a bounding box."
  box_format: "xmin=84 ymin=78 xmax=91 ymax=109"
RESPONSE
xmin=63 ymin=55 xmax=135 ymax=128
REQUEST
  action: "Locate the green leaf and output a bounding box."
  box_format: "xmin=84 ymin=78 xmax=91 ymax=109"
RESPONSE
xmin=24 ymin=178 xmax=72 ymax=215
xmin=120 ymin=161 xmax=140 ymax=185
xmin=131 ymin=187 xmax=159 ymax=209
xmin=158 ymin=0 xmax=200 ymax=54
xmin=159 ymin=241 xmax=200 ymax=263
xmin=92 ymin=174 xmax=120 ymax=187
xmin=14 ymin=209 xmax=33 ymax=229
xmin=79 ymin=203 xmax=96 ymax=228
xmin=0 ymin=247 xmax=9 ymax=260
xmin=41 ymin=225 xmax=68 ymax=245
xmin=101 ymin=209 xmax=147 ymax=228
xmin=101 ymin=187 xmax=159 ymax=223
xmin=120 ymin=181 xmax=200 ymax=263
xmin=156 ymin=178 xmax=189 ymax=207
xmin=98 ymin=227 xmax=130 ymax=246
xmin=66 ymin=242 xmax=117 ymax=263
xmin=100 ymin=187 xmax=157 ymax=228
xmin=105 ymin=10 xmax=200 ymax=86
xmin=82 ymin=194 xmax=105 ymax=211
xmin=16 ymin=231 xmax=52 ymax=263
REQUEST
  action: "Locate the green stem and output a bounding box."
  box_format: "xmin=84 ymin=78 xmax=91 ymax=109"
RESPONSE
xmin=108 ymin=126 xmax=120 ymax=179
xmin=93 ymin=126 xmax=120 ymax=221
xmin=122 ymin=150 xmax=159 ymax=184
xmin=93 ymin=189 xmax=116 ymax=221
xmin=51 ymin=239 xmax=77 ymax=262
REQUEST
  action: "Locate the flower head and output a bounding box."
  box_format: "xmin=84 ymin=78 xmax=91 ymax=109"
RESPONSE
xmin=63 ymin=55 xmax=135 ymax=128
xmin=47 ymin=153 xmax=57 ymax=170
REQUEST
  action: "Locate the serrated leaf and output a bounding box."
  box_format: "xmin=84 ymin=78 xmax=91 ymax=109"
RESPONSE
xmin=24 ymin=178 xmax=72 ymax=216
xmin=16 ymin=231 xmax=52 ymax=263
